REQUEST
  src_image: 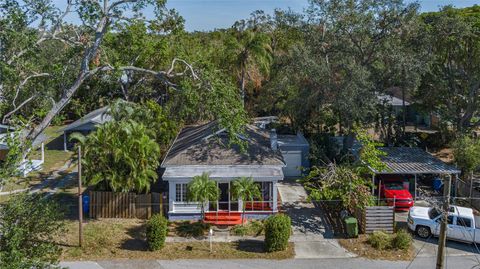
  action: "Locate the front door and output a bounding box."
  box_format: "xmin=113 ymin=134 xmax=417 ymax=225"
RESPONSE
xmin=218 ymin=183 xmax=229 ymax=211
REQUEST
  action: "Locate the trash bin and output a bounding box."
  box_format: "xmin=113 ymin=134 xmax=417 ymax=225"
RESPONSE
xmin=344 ymin=217 xmax=358 ymax=238
xmin=83 ymin=195 xmax=90 ymax=215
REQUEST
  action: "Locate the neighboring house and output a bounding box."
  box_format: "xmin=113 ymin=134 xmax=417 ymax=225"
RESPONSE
xmin=61 ymin=106 xmax=111 ymax=151
xmin=0 ymin=127 xmax=44 ymax=177
xmin=377 ymin=92 xmax=439 ymax=130
xmin=161 ymin=121 xmax=285 ymax=222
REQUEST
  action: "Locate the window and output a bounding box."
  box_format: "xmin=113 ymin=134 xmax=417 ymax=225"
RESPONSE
xmin=447 ymin=216 xmax=454 ymax=225
xmin=457 ymin=217 xmax=472 ymax=228
xmin=175 ymin=183 xmax=188 ymax=202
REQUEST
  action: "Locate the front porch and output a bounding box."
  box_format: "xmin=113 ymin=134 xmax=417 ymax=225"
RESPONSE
xmin=168 ymin=180 xmax=280 ymax=223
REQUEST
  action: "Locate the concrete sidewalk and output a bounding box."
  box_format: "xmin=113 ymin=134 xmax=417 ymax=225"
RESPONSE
xmin=61 ymin=256 xmax=480 ymax=269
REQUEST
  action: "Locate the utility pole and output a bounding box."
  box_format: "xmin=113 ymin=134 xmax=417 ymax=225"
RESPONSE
xmin=78 ymin=146 xmax=83 ymax=247
xmin=436 ymin=174 xmax=451 ymax=269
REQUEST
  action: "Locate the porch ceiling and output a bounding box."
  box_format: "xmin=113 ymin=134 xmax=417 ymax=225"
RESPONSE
xmin=163 ymin=165 xmax=284 ymax=181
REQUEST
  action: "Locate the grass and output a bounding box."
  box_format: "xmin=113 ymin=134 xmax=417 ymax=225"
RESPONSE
xmin=59 ymin=219 xmax=294 ymax=261
xmin=339 ymin=234 xmax=414 ymax=261
xmin=231 ymin=220 xmax=265 ymax=236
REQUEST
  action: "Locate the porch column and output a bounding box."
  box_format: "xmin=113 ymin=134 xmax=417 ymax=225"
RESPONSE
xmin=372 ymin=174 xmax=375 ymax=195
xmin=414 ymin=174 xmax=417 ymax=201
xmin=272 ymin=180 xmax=278 ymax=212
xmin=63 ymin=132 xmax=67 ymax=152
xmin=168 ymin=181 xmax=175 ymax=212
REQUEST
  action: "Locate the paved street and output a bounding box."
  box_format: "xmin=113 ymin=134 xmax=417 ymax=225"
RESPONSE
xmin=61 ymin=255 xmax=480 ymax=269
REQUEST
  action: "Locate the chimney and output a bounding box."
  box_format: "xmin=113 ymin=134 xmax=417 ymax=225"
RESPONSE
xmin=270 ymin=129 xmax=278 ymax=150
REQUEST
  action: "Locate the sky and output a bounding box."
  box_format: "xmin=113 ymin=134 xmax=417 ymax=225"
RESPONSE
xmin=52 ymin=0 xmax=480 ymax=32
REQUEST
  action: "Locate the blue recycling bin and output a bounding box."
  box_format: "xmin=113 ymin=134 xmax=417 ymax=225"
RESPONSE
xmin=433 ymin=177 xmax=443 ymax=192
xmin=83 ymin=195 xmax=90 ymax=215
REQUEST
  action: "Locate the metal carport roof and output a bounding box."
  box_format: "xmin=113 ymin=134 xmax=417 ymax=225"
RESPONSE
xmin=371 ymin=147 xmax=461 ymax=175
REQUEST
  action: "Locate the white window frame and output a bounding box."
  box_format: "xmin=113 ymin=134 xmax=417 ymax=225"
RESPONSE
xmin=175 ymin=183 xmax=188 ymax=202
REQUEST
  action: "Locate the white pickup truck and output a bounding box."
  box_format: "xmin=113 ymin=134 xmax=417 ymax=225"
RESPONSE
xmin=407 ymin=205 xmax=480 ymax=243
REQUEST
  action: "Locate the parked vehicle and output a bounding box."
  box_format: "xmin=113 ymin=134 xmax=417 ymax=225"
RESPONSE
xmin=380 ymin=180 xmax=414 ymax=211
xmin=408 ymin=205 xmax=480 ymax=243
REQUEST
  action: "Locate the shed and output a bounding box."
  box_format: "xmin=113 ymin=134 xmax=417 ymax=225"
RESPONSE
xmin=61 ymin=106 xmax=111 ymax=151
xmin=370 ymin=147 xmax=461 ymax=200
xmin=277 ymin=133 xmax=310 ymax=178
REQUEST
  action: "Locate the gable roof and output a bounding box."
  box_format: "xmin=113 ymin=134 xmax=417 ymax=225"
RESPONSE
xmin=377 ymin=94 xmax=410 ymax=107
xmin=62 ymin=106 xmax=111 ymax=132
xmin=161 ymin=121 xmax=285 ymax=167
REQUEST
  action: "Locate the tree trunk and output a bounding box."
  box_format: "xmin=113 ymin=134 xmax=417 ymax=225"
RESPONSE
xmin=240 ymin=66 xmax=246 ymax=108
xmin=23 ymin=16 xmax=109 ymax=147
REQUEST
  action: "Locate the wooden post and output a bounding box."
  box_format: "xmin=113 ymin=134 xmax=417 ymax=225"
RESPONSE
xmin=377 ymin=180 xmax=381 ymax=205
xmin=470 ymin=172 xmax=474 ymax=205
xmin=78 ymin=146 xmax=83 ymax=247
xmin=414 ymin=174 xmax=417 ymax=201
xmin=436 ymin=174 xmax=451 ymax=269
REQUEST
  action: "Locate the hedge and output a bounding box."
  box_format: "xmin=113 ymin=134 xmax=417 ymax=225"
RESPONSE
xmin=264 ymin=214 xmax=291 ymax=252
xmin=146 ymin=214 xmax=168 ymax=251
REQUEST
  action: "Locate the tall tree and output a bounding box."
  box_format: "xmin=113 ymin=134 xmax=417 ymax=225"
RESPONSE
xmin=417 ymin=6 xmax=480 ymax=134
xmin=226 ymin=12 xmax=273 ymax=108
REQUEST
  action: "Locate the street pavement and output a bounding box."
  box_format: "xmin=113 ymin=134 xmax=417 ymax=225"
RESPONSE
xmin=61 ymin=255 xmax=480 ymax=269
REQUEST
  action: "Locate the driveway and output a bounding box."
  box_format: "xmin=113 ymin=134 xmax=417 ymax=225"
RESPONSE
xmin=277 ymin=178 xmax=349 ymax=258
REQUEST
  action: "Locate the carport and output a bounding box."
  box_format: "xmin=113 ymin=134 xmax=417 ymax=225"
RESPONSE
xmin=369 ymin=147 xmax=461 ymax=200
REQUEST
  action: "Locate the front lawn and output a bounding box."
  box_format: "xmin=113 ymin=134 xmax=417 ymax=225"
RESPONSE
xmin=339 ymin=234 xmax=414 ymax=261
xmin=59 ymin=219 xmax=294 ymax=260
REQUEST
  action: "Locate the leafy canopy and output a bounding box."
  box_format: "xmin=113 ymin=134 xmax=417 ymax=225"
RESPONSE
xmin=0 ymin=193 xmax=65 ymax=269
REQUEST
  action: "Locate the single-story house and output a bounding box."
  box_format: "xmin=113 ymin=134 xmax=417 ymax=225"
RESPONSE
xmin=61 ymin=106 xmax=111 ymax=151
xmin=161 ymin=121 xmax=285 ymax=223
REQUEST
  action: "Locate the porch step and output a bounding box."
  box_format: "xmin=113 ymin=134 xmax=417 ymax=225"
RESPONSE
xmin=204 ymin=219 xmax=244 ymax=225
xmin=204 ymin=212 xmax=243 ymax=226
xmin=204 ymin=215 xmax=242 ymax=221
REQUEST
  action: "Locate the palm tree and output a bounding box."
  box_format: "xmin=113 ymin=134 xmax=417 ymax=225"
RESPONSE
xmin=231 ymin=177 xmax=262 ymax=225
xmin=187 ymin=173 xmax=220 ymax=220
xmin=228 ymin=28 xmax=272 ymax=106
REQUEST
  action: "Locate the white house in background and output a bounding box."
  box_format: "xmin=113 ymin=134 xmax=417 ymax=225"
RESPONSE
xmin=161 ymin=121 xmax=285 ymax=224
xmin=0 ymin=127 xmax=44 ymax=177
xmin=61 ymin=106 xmax=111 ymax=151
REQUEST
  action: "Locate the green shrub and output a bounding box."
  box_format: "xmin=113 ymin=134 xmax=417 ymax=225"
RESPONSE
xmin=146 ymin=214 xmax=168 ymax=251
xmin=367 ymin=231 xmax=392 ymax=250
xmin=232 ymin=225 xmax=249 ymax=236
xmin=392 ymin=229 xmax=412 ymax=250
xmin=264 ymin=214 xmax=291 ymax=252
xmin=250 ymin=220 xmax=264 ymax=236
xmin=231 ymin=220 xmax=264 ymax=236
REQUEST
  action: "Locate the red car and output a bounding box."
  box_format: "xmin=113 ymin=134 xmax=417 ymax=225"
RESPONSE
xmin=380 ymin=181 xmax=414 ymax=211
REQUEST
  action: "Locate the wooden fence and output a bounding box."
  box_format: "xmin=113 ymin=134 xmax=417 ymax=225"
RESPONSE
xmin=89 ymin=191 xmax=162 ymax=219
xmin=356 ymin=206 xmax=395 ymax=234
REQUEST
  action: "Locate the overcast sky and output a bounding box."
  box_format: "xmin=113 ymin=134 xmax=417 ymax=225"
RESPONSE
xmin=51 ymin=0 xmax=480 ymax=31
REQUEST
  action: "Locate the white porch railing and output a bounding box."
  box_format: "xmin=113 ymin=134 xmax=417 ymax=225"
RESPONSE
xmin=172 ymin=201 xmax=201 ymax=213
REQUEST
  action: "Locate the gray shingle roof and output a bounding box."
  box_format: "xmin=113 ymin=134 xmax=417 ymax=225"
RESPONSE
xmin=62 ymin=106 xmax=111 ymax=132
xmin=374 ymin=147 xmax=460 ymax=175
xmin=161 ymin=121 xmax=285 ymax=167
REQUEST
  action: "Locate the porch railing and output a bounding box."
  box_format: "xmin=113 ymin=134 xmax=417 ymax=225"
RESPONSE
xmin=172 ymin=200 xmax=277 ymax=213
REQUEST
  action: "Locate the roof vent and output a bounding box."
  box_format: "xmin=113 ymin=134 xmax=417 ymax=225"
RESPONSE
xmin=270 ymin=129 xmax=278 ymax=150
